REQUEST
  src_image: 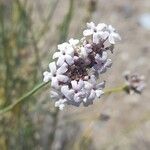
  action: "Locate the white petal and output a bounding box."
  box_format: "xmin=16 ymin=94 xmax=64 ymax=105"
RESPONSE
xmin=61 ymin=85 xmax=73 ymax=100
xmin=96 ymin=81 xmax=105 ymax=89
xmin=78 ymin=79 xmax=84 ymax=90
xmin=81 ymin=47 xmax=88 ymax=57
xmin=95 ymin=90 xmax=104 ymax=98
xmin=96 ymin=23 xmax=107 ymax=31
xmin=43 ymin=71 xmax=51 ymax=82
xmin=65 ymin=55 xmax=74 ymax=65
xmin=90 ymin=75 xmax=97 ymax=85
xmin=83 ymin=98 xmax=87 ymax=103
xmin=109 ymin=34 xmax=115 ymax=44
xmin=49 ymin=62 xmax=57 ymax=74
xmin=53 ymin=52 xmax=62 ymax=59
xmin=85 ymin=44 xmax=92 ymax=53
xmin=83 ymin=29 xmax=93 ymax=36
xmin=59 ymin=103 xmax=65 ymax=110
xmin=100 ymin=31 xmax=109 ymax=40
xmin=108 ymin=25 xmax=115 ymax=32
xmin=95 ymin=52 xmax=107 ymax=63
xmin=112 ymin=32 xmax=121 ymax=41
xmin=57 ymin=55 xmax=65 ymax=66
xmin=71 ymin=80 xmax=78 ymax=90
xmin=51 ymin=77 xmax=59 ymax=89
xmin=61 ymin=86 xmax=69 ymax=95
xmin=57 ymin=63 xmax=68 ymax=74
xmin=69 ymin=38 xmax=79 ymax=46
xmin=88 ymin=89 xmax=96 ymax=100
xmin=105 ymin=59 xmax=112 ymax=68
xmin=87 ymin=22 xmax=95 ymax=29
xmin=74 ymin=94 xmax=81 ymax=103
xmin=65 ymin=47 xmax=74 ymax=56
xmin=101 ymin=52 xmax=108 ymax=61
xmin=58 ymin=42 xmax=69 ymax=51
xmin=55 ymin=101 xmax=60 ymax=107
xmin=93 ymin=33 xmax=99 ymax=44
xmin=57 ymin=74 xmax=69 ymax=82
xmin=84 ymin=81 xmax=93 ymax=90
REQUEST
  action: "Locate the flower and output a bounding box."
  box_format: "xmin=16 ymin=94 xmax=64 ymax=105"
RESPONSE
xmin=83 ymin=22 xmax=121 ymax=44
xmin=43 ymin=62 xmax=69 ymax=89
xmin=43 ymin=21 xmax=121 ymax=110
xmin=53 ymin=42 xmax=74 ymax=66
xmin=124 ymin=72 xmax=146 ymax=94
xmin=107 ymin=25 xmax=121 ymax=44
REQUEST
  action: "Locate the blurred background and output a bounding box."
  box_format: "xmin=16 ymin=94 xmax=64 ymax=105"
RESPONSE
xmin=0 ymin=0 xmax=150 ymax=149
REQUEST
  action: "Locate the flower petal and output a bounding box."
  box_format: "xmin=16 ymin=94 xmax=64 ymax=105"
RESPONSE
xmin=109 ymin=34 xmax=115 ymax=44
xmin=51 ymin=77 xmax=59 ymax=89
xmin=49 ymin=62 xmax=57 ymax=74
xmin=59 ymin=103 xmax=65 ymax=110
xmin=96 ymin=23 xmax=107 ymax=31
xmin=78 ymin=79 xmax=84 ymax=90
xmin=95 ymin=90 xmax=104 ymax=98
xmin=53 ymin=52 xmax=62 ymax=59
xmin=58 ymin=42 xmax=69 ymax=51
xmin=65 ymin=55 xmax=74 ymax=65
xmin=87 ymin=22 xmax=95 ymax=29
xmin=105 ymin=59 xmax=112 ymax=68
xmin=88 ymin=89 xmax=96 ymax=100
xmin=43 ymin=71 xmax=51 ymax=82
xmin=61 ymin=85 xmax=73 ymax=100
xmin=74 ymin=94 xmax=81 ymax=103
xmin=100 ymin=31 xmax=109 ymax=40
xmin=69 ymin=38 xmax=79 ymax=46
xmin=57 ymin=55 xmax=65 ymax=66
xmin=81 ymin=47 xmax=88 ymax=57
xmin=83 ymin=29 xmax=93 ymax=36
xmin=108 ymin=25 xmax=115 ymax=32
xmin=57 ymin=74 xmax=69 ymax=82
xmin=93 ymin=32 xmax=99 ymax=44
xmin=84 ymin=81 xmax=93 ymax=90
xmin=57 ymin=63 xmax=68 ymax=74
xmin=96 ymin=81 xmax=105 ymax=89
xmin=71 ymin=80 xmax=78 ymax=90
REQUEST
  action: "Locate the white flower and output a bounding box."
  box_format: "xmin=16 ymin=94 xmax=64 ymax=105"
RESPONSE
xmin=55 ymin=99 xmax=67 ymax=110
xmin=43 ymin=21 xmax=121 ymax=110
xmin=96 ymin=23 xmax=107 ymax=31
xmin=43 ymin=71 xmax=51 ymax=82
xmin=84 ymin=75 xmax=105 ymax=98
xmin=53 ymin=42 xmax=74 ymax=66
xmin=69 ymin=38 xmax=79 ymax=46
xmin=83 ymin=22 xmax=96 ymax=36
xmin=80 ymin=44 xmax=92 ymax=58
xmin=47 ymin=62 xmax=69 ymax=89
xmin=93 ymin=31 xmax=109 ymax=44
xmin=107 ymin=25 xmax=121 ymax=44
xmin=87 ymin=22 xmax=96 ymax=29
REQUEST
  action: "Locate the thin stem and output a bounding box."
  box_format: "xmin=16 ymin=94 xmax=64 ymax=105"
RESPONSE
xmin=0 ymin=82 xmax=49 ymax=115
xmin=104 ymin=85 xmax=127 ymax=95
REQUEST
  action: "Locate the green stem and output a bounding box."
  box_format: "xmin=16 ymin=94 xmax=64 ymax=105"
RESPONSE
xmin=104 ymin=85 xmax=127 ymax=95
xmin=0 ymin=82 xmax=49 ymax=115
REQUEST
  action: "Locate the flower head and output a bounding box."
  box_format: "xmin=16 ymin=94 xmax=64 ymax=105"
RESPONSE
xmin=43 ymin=22 xmax=121 ymax=110
xmin=124 ymin=72 xmax=146 ymax=94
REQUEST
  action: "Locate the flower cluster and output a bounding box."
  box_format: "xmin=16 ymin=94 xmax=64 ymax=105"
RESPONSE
xmin=43 ymin=22 xmax=121 ymax=110
xmin=124 ymin=72 xmax=146 ymax=94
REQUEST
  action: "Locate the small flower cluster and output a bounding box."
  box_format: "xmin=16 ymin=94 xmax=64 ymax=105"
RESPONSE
xmin=43 ymin=22 xmax=121 ymax=110
xmin=124 ymin=72 xmax=146 ymax=94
